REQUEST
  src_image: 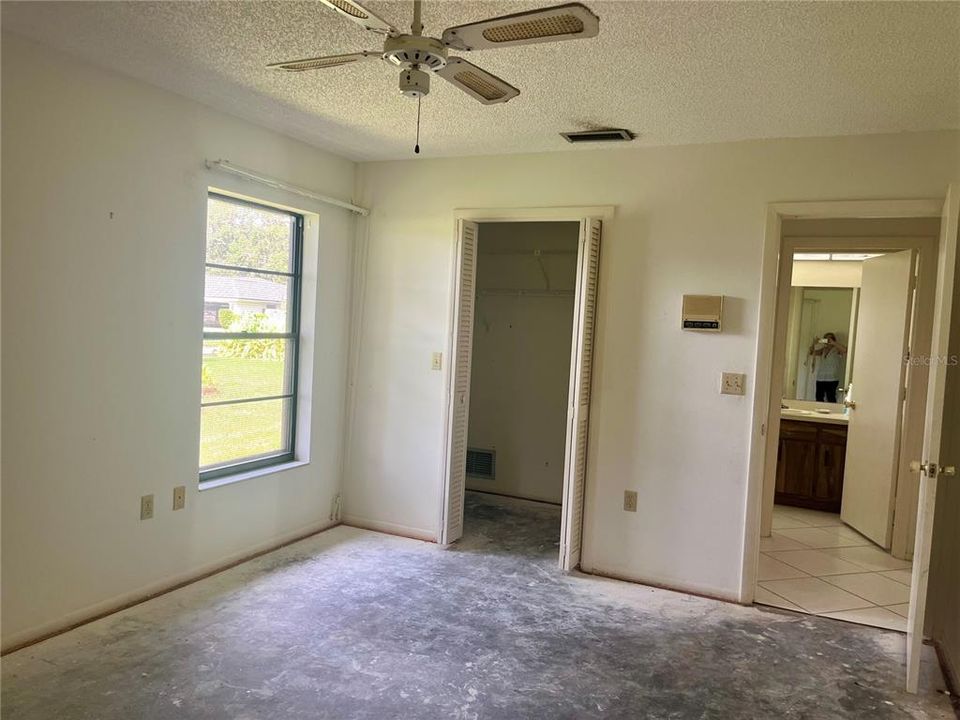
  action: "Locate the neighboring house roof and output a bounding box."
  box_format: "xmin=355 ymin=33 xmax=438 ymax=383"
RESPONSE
xmin=205 ymin=274 xmax=286 ymax=303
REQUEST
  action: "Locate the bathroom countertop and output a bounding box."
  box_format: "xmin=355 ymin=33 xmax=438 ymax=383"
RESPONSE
xmin=780 ymin=408 xmax=849 ymax=426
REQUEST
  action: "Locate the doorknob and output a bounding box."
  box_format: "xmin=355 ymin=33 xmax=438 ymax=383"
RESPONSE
xmin=843 ymin=399 xmax=857 ymax=409
xmin=910 ymin=461 xmax=957 ymax=478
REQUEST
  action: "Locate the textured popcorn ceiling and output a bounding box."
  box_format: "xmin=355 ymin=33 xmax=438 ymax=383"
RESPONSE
xmin=2 ymin=1 xmax=958 ymax=161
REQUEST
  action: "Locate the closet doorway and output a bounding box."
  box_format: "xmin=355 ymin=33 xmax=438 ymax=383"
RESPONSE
xmin=439 ymin=209 xmax=607 ymax=571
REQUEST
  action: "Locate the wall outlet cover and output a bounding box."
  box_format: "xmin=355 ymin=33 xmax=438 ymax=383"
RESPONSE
xmin=721 ymin=372 xmax=747 ymax=396
xmin=431 ymin=352 xmax=443 ymax=371
xmin=172 ymin=485 xmax=186 ymax=511
xmin=623 ymin=490 xmax=638 ymax=512
xmin=140 ymin=494 xmax=154 ymax=520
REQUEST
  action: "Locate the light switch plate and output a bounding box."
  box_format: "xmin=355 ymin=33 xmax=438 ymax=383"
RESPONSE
xmin=431 ymin=352 xmax=443 ymax=371
xmin=721 ymin=372 xmax=746 ymax=396
xmin=623 ymin=490 xmax=638 ymax=512
xmin=140 ymin=494 xmax=154 ymax=520
xmin=172 ymin=486 xmax=186 ymax=511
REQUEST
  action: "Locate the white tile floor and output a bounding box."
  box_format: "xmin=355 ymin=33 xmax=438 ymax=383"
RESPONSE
xmin=756 ymin=505 xmax=913 ymax=631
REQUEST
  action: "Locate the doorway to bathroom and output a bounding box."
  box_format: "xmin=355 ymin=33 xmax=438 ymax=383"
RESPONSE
xmin=754 ymin=216 xmax=943 ymax=632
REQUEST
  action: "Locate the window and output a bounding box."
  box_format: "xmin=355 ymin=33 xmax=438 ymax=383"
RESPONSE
xmin=199 ymin=193 xmax=304 ymax=481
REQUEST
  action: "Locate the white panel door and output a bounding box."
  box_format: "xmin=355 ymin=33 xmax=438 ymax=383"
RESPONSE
xmin=560 ymin=218 xmax=601 ymax=571
xmin=841 ymin=250 xmax=915 ymax=547
xmin=907 ymin=185 xmax=959 ymax=693
xmin=441 ymin=220 xmax=478 ymax=545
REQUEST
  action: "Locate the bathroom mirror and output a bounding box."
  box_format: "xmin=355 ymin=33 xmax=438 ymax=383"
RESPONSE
xmin=782 ymin=285 xmax=859 ymax=405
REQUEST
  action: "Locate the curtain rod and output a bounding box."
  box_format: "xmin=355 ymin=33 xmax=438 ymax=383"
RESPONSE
xmin=205 ymin=159 xmax=369 ymax=217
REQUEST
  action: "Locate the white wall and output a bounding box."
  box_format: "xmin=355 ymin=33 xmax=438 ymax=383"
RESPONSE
xmin=792 ymin=261 xmax=863 ymax=288
xmin=803 ymin=288 xmax=854 ymax=356
xmin=466 ymin=222 xmax=579 ymax=505
xmin=345 ymin=130 xmax=958 ymax=599
xmin=1 ymin=34 xmax=356 ymax=648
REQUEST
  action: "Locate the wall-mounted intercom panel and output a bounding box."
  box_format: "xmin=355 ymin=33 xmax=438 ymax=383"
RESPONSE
xmin=682 ymin=294 xmax=723 ymax=332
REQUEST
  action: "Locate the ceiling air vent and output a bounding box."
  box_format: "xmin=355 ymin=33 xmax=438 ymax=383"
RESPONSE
xmin=466 ymin=448 xmax=496 ymax=479
xmin=560 ymin=128 xmax=635 ymax=144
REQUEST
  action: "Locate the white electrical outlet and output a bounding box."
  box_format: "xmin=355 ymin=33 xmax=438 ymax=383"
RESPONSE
xmin=623 ymin=490 xmax=638 ymax=512
xmin=721 ymin=372 xmax=746 ymax=396
xmin=431 ymin=352 xmax=443 ymax=371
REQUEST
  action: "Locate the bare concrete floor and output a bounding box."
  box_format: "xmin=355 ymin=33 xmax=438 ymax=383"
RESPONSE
xmin=2 ymin=491 xmax=956 ymax=719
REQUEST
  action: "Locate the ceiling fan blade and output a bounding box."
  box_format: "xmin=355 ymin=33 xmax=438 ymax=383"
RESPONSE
xmin=436 ymin=57 xmax=519 ymax=105
xmin=318 ymin=0 xmax=399 ymax=35
xmin=268 ymin=51 xmax=381 ymax=72
xmin=441 ymin=2 xmax=599 ymax=51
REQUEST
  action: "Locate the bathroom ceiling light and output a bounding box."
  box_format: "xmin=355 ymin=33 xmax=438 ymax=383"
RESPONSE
xmin=794 ymin=252 xmax=884 ymax=262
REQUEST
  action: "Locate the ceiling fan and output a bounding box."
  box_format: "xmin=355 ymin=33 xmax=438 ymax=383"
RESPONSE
xmin=268 ymin=0 xmax=600 ymax=109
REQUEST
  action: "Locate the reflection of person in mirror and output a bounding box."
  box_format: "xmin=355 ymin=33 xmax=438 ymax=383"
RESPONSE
xmin=809 ymin=332 xmax=847 ymax=403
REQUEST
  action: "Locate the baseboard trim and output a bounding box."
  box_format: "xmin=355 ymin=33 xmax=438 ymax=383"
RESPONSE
xmin=1 ymin=518 xmax=340 ymax=656
xmin=341 ymin=514 xmax=436 ymax=543
xmin=466 ymin=488 xmax=563 ymax=507
xmin=578 ymin=563 xmax=740 ymax=606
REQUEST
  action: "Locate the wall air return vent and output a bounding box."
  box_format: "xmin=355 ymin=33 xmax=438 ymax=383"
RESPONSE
xmin=560 ymin=128 xmax=635 ymax=143
xmin=466 ymin=448 xmax=496 ymax=479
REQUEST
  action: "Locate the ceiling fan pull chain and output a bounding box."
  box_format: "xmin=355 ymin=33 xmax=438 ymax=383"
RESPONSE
xmin=415 ymin=95 xmax=421 ymax=155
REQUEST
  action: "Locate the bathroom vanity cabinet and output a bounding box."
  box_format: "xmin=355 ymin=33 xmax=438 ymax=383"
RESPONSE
xmin=775 ymin=419 xmax=848 ymax=512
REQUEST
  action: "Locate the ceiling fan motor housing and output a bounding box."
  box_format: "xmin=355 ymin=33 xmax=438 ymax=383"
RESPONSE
xmin=382 ymin=35 xmax=448 ymax=71
xmin=399 ymin=67 xmax=430 ymax=97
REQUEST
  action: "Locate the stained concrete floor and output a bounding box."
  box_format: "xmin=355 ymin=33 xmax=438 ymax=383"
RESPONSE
xmin=2 ymin=491 xmax=956 ymax=719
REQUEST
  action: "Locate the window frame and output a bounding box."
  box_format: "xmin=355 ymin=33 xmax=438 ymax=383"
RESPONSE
xmin=199 ymin=192 xmax=305 ymax=483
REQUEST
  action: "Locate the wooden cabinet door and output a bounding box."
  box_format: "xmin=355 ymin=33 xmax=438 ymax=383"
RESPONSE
xmin=776 ymin=421 xmax=819 ymax=499
xmin=776 ymin=420 xmax=847 ymax=512
xmin=816 ymin=427 xmax=848 ymax=511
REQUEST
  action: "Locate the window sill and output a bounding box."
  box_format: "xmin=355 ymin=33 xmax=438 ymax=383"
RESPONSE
xmin=199 ymin=460 xmax=309 ymax=492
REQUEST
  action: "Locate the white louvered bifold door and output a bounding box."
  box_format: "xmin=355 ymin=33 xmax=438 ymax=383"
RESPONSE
xmin=442 ymin=220 xmax=478 ymax=545
xmin=560 ymin=218 xmax=602 ymax=571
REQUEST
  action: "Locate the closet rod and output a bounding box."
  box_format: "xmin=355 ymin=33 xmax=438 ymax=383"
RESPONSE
xmin=478 ymin=289 xmax=574 ymax=298
xmin=205 ymin=159 xmax=369 ymax=216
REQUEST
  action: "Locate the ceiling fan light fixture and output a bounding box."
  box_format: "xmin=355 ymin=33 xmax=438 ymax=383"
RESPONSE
xmin=482 ymin=14 xmax=584 ymax=43
xmin=400 ymin=68 xmax=431 ymax=98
